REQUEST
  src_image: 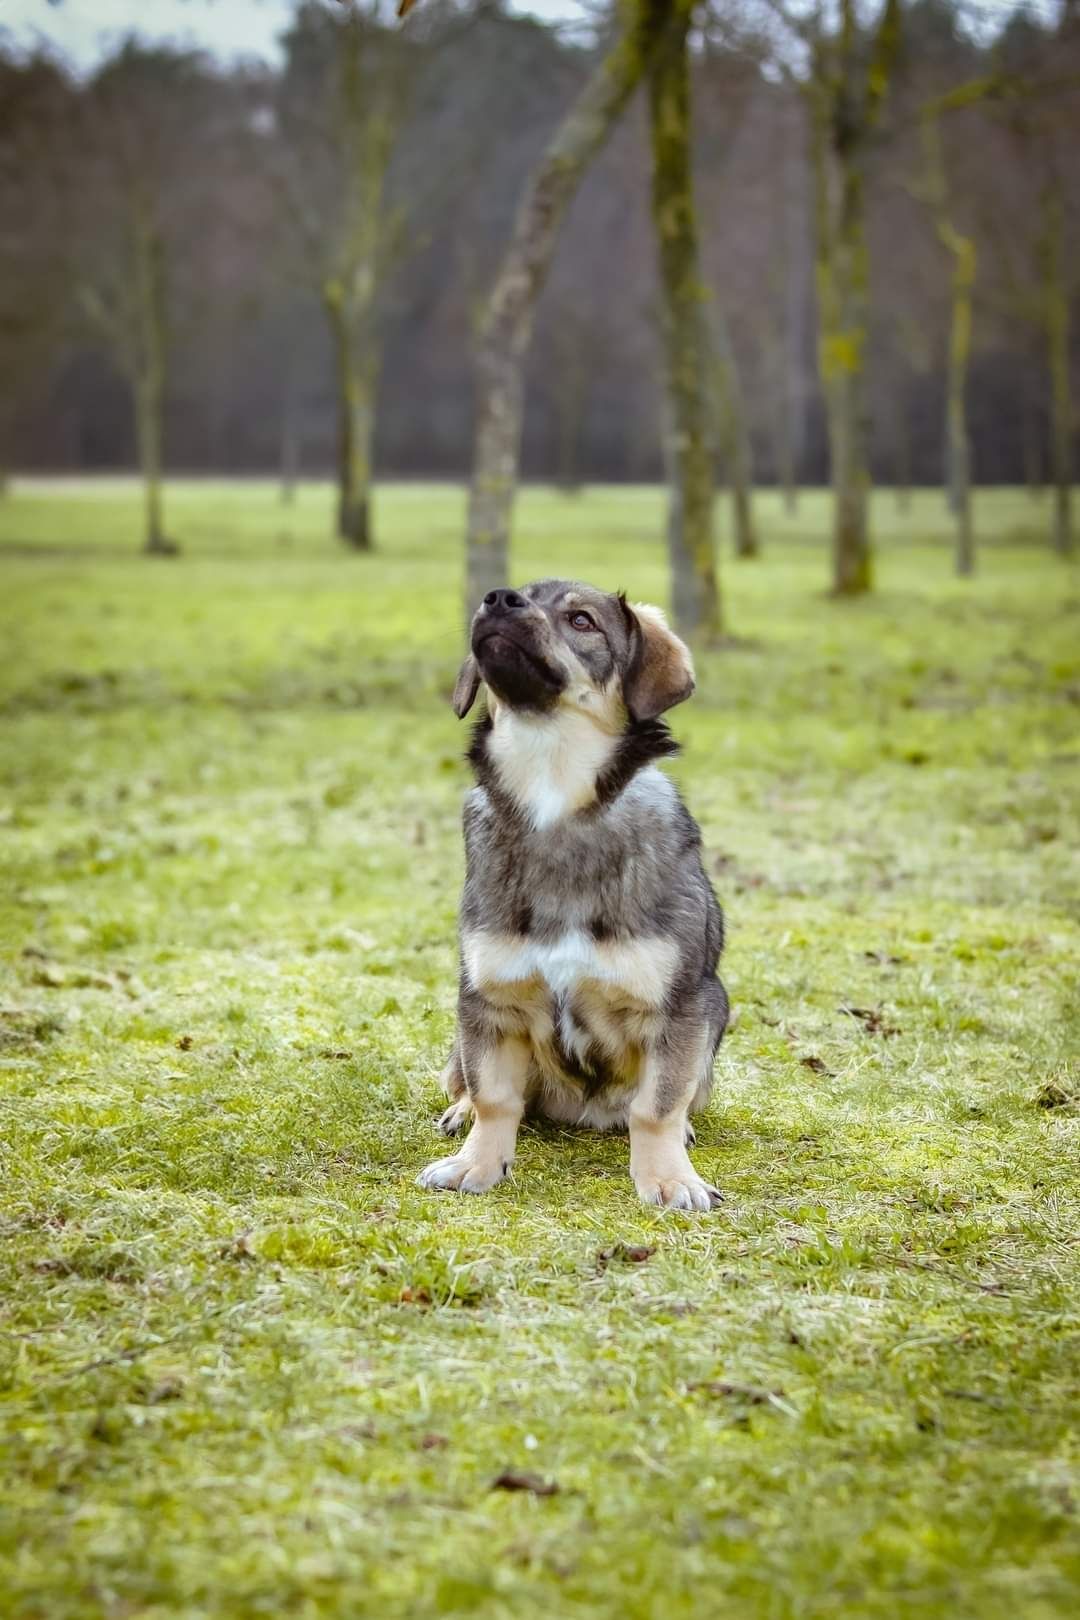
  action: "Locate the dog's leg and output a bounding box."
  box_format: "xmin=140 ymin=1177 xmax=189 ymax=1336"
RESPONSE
xmin=687 ymin=976 xmax=729 ymax=1121
xmin=437 ymin=1096 xmax=473 ymax=1136
xmin=629 ymin=1019 xmax=722 ymax=1212
xmin=418 ymin=1035 xmax=529 ymax=1194
xmin=436 ymin=1042 xmax=473 ymax=1135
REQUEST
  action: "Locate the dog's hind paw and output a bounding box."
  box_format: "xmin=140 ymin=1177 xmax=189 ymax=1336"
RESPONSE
xmin=437 ymin=1097 xmax=473 ymax=1137
xmin=417 ymin=1151 xmax=509 ymax=1194
xmin=635 ymin=1173 xmax=722 ymax=1213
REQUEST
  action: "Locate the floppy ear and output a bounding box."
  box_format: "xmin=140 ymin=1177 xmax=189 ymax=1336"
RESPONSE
xmin=621 ymin=600 xmax=695 ymax=721
xmin=452 ymin=654 xmax=481 ymax=718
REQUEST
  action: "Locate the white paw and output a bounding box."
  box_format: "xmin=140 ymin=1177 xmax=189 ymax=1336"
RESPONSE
xmin=417 ymin=1151 xmax=509 ymax=1194
xmin=437 ymin=1097 xmax=473 ymax=1137
xmin=634 ymin=1173 xmax=722 ymax=1212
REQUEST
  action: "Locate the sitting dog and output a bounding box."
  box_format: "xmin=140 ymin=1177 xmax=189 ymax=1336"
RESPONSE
xmin=418 ymin=579 xmax=728 ymax=1210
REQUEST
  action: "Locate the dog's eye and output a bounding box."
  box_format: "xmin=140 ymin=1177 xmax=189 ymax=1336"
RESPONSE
xmin=568 ymin=611 xmax=596 ymax=632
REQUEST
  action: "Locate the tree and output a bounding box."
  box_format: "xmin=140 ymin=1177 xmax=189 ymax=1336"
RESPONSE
xmin=273 ymin=1 xmax=424 ymax=551
xmin=464 ymin=0 xmax=673 ymax=616
xmin=0 ymin=53 xmax=73 ymax=493
xmin=772 ymin=0 xmax=902 ymax=595
xmin=919 ymin=91 xmax=979 ymax=574
xmin=1041 ymin=169 xmax=1073 ymax=556
xmin=648 ymin=0 xmax=722 ymax=636
xmin=972 ymin=5 xmax=1079 ymax=555
xmin=69 ymin=45 xmax=228 ymax=554
xmin=711 ymin=303 xmax=758 ymax=557
xmin=692 ymin=25 xmax=769 ymax=555
xmin=890 ymin=310 xmax=934 ymax=512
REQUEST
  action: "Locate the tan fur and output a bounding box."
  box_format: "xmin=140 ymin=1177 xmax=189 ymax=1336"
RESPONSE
xmin=625 ymin=602 xmax=695 ymax=721
xmin=459 ymin=929 xmax=677 ymax=1112
xmin=628 ymin=1029 xmax=715 ymax=1210
xmin=418 ymin=1038 xmax=530 ymax=1192
xmin=463 ymin=928 xmax=678 ymax=1008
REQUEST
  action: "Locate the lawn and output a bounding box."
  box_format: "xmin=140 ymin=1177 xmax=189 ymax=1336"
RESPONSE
xmin=1 ymin=478 xmax=1078 ymax=1620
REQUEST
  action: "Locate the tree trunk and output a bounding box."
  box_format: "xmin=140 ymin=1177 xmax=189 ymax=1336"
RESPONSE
xmin=922 ymin=108 xmax=975 ymax=575
xmin=279 ymin=380 xmax=299 ymax=507
xmin=1043 ymin=182 xmax=1073 ymax=557
xmin=774 ymin=381 xmax=797 ymax=515
xmin=711 ymin=307 xmax=758 ymax=558
xmin=807 ymin=0 xmax=900 ymax=596
xmin=894 ymin=385 xmax=911 ymax=514
xmin=326 ymin=286 xmax=376 ymax=553
xmin=134 ymin=372 xmax=167 ymax=553
xmin=648 ymin=0 xmax=722 ymax=639
xmin=464 ymin=0 xmax=670 ymax=617
xmin=1022 ymin=384 xmax=1045 ymax=501
xmin=553 ymin=337 xmax=589 ymax=492
xmin=133 ymin=213 xmax=172 ymax=556
xmin=945 ymin=237 xmax=975 ymax=575
xmin=810 ymin=96 xmax=872 ymax=596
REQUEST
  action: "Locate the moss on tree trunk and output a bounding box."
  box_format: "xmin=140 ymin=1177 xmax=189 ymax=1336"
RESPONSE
xmin=806 ymin=0 xmax=901 ymax=598
xmin=811 ymin=104 xmax=871 ymax=597
xmin=326 ymin=281 xmax=377 ymax=554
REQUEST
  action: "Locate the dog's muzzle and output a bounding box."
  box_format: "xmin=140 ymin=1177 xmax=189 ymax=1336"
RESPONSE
xmin=471 ymin=590 xmax=565 ymax=710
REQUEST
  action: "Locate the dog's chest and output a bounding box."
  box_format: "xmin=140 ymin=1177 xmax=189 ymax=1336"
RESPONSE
xmin=466 ymin=929 xmax=672 ymax=1003
xmin=463 ymin=927 xmax=676 ymax=1084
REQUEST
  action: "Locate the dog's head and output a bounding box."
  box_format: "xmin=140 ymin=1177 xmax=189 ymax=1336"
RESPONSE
xmin=452 ymin=580 xmax=694 ymax=726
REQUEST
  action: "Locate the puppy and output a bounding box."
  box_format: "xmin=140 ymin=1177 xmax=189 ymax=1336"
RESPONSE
xmin=418 ymin=580 xmax=729 ymax=1211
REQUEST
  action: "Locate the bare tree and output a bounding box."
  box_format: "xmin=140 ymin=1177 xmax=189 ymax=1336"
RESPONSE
xmin=711 ymin=304 xmax=757 ymax=558
xmin=771 ymin=0 xmax=902 ymax=594
xmin=918 ymin=92 xmax=979 ymax=574
xmin=1041 ymin=168 xmax=1074 ymax=556
xmin=979 ymin=106 xmax=1077 ymax=557
xmin=273 ymin=1 xmax=422 ymax=550
xmin=464 ymin=0 xmax=672 ymax=616
xmin=695 ymin=27 xmax=771 ymax=554
xmin=0 ymin=53 xmax=72 ymax=494
xmin=4 ymin=2 xmax=1077 ymax=502
xmin=72 ymin=47 xmax=218 ymax=553
xmin=891 ymin=310 xmax=934 ymax=514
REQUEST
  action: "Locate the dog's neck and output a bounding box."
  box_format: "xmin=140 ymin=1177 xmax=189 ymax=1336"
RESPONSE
xmin=469 ymin=706 xmax=679 ymax=830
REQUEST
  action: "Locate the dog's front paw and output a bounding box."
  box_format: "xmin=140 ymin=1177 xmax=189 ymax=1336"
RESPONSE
xmin=634 ymin=1172 xmax=722 ymax=1212
xmin=417 ymin=1150 xmax=509 ymax=1194
xmin=436 ymin=1096 xmax=473 ymax=1137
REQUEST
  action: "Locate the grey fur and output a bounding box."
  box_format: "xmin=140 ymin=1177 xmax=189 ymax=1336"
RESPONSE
xmin=421 ymin=579 xmax=729 ymax=1208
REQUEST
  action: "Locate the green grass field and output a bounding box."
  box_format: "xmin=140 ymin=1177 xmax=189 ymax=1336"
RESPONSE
xmin=1 ymin=479 xmax=1078 ymax=1620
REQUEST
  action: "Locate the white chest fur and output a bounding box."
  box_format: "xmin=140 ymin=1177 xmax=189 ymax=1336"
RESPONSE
xmin=464 ymin=929 xmax=677 ymax=1009
xmin=486 ymin=709 xmax=619 ymax=830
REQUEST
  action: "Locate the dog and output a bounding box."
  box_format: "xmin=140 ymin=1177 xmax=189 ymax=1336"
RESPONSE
xmin=417 ymin=579 xmax=729 ymax=1210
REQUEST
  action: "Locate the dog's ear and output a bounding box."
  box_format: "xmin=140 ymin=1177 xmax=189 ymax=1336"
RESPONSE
xmin=452 ymin=654 xmax=481 ymax=718
xmin=620 ymin=599 xmax=695 ymax=721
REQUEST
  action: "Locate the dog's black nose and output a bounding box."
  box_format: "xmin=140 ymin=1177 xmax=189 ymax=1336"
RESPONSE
xmin=483 ymin=588 xmax=527 ymax=614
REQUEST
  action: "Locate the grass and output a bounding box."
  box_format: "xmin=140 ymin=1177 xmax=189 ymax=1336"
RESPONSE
xmin=0 ymin=477 xmax=1078 ymax=1620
